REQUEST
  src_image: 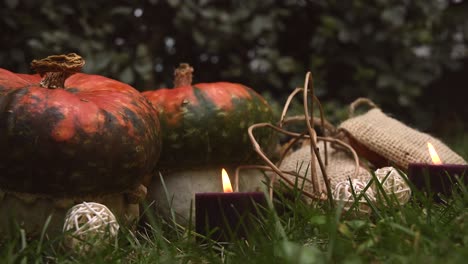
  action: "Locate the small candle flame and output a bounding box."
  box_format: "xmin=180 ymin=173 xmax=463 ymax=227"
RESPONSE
xmin=221 ymin=168 xmax=233 ymax=193
xmin=427 ymin=142 xmax=442 ymax=165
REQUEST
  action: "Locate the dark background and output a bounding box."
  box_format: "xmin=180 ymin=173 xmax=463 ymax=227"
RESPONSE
xmin=1 ymin=0 xmax=467 ymax=154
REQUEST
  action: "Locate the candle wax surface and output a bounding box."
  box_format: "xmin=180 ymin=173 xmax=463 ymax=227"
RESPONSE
xmin=195 ymin=192 xmax=266 ymax=242
xmin=408 ymin=163 xmax=468 ymax=196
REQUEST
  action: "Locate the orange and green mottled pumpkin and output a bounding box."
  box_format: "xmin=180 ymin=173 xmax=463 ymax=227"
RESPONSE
xmin=142 ymin=63 xmax=276 ymax=224
xmin=0 ymin=53 xmax=161 ymax=196
xmin=142 ymin=63 xmax=276 ymax=169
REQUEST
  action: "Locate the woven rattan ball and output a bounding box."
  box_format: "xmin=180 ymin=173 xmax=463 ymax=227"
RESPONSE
xmin=374 ymin=166 xmax=411 ymax=205
xmin=63 ymin=202 xmax=119 ymax=252
xmin=332 ymin=179 xmax=376 ymax=214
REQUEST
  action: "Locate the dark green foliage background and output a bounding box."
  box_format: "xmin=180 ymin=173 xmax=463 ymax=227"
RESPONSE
xmin=1 ymin=0 xmax=467 ymax=143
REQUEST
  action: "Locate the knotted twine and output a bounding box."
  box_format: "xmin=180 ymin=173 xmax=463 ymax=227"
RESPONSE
xmin=279 ymin=141 xmax=373 ymax=202
xmin=241 ymin=72 xmax=376 ymax=212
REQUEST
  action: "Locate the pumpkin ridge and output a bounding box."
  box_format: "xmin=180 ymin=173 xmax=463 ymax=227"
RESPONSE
xmin=0 ymin=69 xmax=36 ymax=88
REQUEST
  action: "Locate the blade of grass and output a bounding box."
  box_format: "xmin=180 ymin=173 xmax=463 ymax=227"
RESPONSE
xmin=159 ymin=172 xmax=180 ymax=239
xmin=20 ymin=229 xmax=27 ymax=264
xmin=35 ymin=214 xmax=52 ymax=256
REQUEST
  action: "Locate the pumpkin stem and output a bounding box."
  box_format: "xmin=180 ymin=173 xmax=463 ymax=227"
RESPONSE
xmin=30 ymin=53 xmax=85 ymax=89
xmin=174 ymin=63 xmax=193 ymax=87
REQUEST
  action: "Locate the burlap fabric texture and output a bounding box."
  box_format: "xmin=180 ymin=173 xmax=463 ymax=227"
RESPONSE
xmin=338 ymin=98 xmax=467 ymax=170
xmin=279 ymin=141 xmax=372 ymax=200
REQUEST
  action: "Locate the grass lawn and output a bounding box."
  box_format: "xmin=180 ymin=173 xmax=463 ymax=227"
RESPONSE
xmin=1 ymin=139 xmax=467 ymax=263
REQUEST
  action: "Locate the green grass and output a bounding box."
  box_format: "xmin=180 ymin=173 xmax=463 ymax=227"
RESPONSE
xmin=2 ymin=172 xmax=468 ymax=264
xmin=1 ymin=136 xmax=467 ymax=264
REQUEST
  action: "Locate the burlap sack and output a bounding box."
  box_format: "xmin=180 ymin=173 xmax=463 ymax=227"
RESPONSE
xmin=338 ymin=98 xmax=467 ymax=170
xmin=279 ymin=141 xmax=372 ymax=199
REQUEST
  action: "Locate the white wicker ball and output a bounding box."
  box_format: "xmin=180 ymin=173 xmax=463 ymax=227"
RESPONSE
xmin=374 ymin=166 xmax=411 ymax=205
xmin=332 ymin=179 xmax=376 ymax=214
xmin=63 ymin=202 xmax=119 ymax=252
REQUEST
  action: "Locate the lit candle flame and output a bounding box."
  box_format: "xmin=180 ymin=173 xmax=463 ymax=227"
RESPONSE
xmin=222 ymin=168 xmax=233 ymax=193
xmin=427 ymin=142 xmax=442 ymax=165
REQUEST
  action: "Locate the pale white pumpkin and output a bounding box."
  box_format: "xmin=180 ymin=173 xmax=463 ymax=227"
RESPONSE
xmin=147 ymin=167 xmax=267 ymax=225
xmin=0 ymin=185 xmax=145 ymax=237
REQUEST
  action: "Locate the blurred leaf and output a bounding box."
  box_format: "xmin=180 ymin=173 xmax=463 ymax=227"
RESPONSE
xmin=168 ymin=0 xmax=180 ymax=7
xmin=110 ymin=7 xmax=133 ymax=16
xmin=27 ymin=39 xmax=45 ymax=51
xmin=5 ymin=0 xmax=19 ymax=9
xmin=192 ymin=30 xmax=206 ymax=46
xmin=251 ymin=15 xmax=273 ymax=36
xmin=277 ymin=56 xmax=297 ymax=73
xmin=0 ymin=0 xmax=466 ymax=137
xmin=120 ymin=66 xmax=135 ymax=84
xmin=338 ymin=223 xmax=353 ymax=239
xmin=381 ymin=5 xmax=406 ymax=27
xmin=309 ymin=215 xmax=327 ymax=225
xmin=277 ymin=241 xmax=325 ymax=264
xmin=92 ymin=53 xmax=112 ymax=72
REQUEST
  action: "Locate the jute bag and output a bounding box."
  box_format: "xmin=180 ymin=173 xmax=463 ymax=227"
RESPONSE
xmin=243 ymin=73 xmax=377 ymax=212
xmin=338 ymin=98 xmax=467 ymax=170
xmin=279 ymin=141 xmax=372 ymax=199
xmin=278 ymin=139 xmax=377 ymax=214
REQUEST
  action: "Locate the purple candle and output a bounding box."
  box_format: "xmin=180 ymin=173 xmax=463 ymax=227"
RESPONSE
xmin=195 ymin=169 xmax=266 ymax=242
xmin=408 ymin=143 xmax=468 ymax=196
xmin=408 ymin=163 xmax=468 ymax=195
